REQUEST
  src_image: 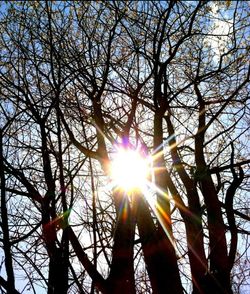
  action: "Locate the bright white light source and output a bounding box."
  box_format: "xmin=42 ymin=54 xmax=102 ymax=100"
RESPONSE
xmin=110 ymin=147 xmax=149 ymax=192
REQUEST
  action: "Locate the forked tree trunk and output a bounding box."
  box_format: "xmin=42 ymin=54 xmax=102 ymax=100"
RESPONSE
xmin=135 ymin=194 xmax=183 ymax=294
xmin=194 ymin=85 xmax=232 ymax=293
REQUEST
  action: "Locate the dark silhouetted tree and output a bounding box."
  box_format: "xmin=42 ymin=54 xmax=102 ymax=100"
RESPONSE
xmin=0 ymin=1 xmax=249 ymax=293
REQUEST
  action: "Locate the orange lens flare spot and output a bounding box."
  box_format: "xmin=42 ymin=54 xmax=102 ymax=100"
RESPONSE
xmin=110 ymin=147 xmax=149 ymax=192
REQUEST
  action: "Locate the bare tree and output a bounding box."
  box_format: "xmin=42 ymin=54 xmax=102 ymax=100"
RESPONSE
xmin=0 ymin=1 xmax=249 ymax=294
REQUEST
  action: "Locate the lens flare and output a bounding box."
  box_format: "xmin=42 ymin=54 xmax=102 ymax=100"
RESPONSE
xmin=110 ymin=147 xmax=150 ymax=192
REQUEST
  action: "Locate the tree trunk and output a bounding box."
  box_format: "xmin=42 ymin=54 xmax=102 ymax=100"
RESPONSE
xmin=107 ymin=192 xmax=136 ymax=294
xmin=0 ymin=129 xmax=16 ymax=293
xmin=194 ymin=85 xmax=231 ymax=293
xmin=136 ymin=194 xmax=183 ymax=294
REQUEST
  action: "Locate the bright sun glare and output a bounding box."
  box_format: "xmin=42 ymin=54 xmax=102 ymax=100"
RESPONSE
xmin=110 ymin=147 xmax=150 ymax=192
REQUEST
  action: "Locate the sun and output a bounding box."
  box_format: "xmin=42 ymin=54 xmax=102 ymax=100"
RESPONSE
xmin=110 ymin=147 xmax=150 ymax=192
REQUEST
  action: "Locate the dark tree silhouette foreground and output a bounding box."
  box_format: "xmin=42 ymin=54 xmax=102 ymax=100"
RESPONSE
xmin=0 ymin=1 xmax=249 ymax=294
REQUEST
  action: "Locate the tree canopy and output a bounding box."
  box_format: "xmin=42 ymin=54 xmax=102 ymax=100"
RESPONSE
xmin=0 ymin=1 xmax=249 ymax=293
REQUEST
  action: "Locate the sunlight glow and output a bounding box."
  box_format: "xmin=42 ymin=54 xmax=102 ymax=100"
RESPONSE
xmin=110 ymin=147 xmax=150 ymax=192
xmin=109 ymin=140 xmax=198 ymax=251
